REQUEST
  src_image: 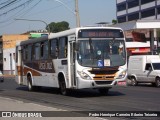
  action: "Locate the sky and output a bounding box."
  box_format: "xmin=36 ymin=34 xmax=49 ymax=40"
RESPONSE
xmin=0 ymin=0 xmax=116 ymax=35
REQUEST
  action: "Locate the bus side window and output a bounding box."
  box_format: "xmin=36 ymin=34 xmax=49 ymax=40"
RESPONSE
xmin=40 ymin=42 xmax=44 ymax=59
xmin=40 ymin=41 xmax=48 ymax=60
xmin=43 ymin=41 xmax=48 ymax=59
xmin=16 ymin=47 xmax=18 ymax=63
xmin=58 ymin=37 xmax=68 ymax=59
xmin=32 ymin=44 xmax=35 ymax=60
xmin=28 ymin=45 xmax=32 ymax=61
xmin=50 ymin=39 xmax=58 ymax=59
xmin=23 ymin=45 xmax=28 ymax=61
xmin=33 ymin=43 xmax=40 ymax=60
xmin=23 ymin=45 xmax=31 ymax=61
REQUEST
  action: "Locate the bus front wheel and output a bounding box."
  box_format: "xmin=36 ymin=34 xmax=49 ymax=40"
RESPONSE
xmin=58 ymin=76 xmax=68 ymax=95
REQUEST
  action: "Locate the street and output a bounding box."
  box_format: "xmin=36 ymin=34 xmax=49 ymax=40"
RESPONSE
xmin=0 ymin=77 xmax=160 ymax=120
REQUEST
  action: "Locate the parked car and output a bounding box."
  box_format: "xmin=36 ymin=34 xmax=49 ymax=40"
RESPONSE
xmin=0 ymin=71 xmax=4 ymax=83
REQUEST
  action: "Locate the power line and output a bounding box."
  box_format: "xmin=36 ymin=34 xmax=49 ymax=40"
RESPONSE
xmin=18 ymin=0 xmax=42 ymax=18
xmin=24 ymin=0 xmax=73 ymax=18
xmin=0 ymin=0 xmax=74 ymax=30
xmin=0 ymin=0 xmax=13 ymax=6
xmin=0 ymin=0 xmax=42 ymax=24
xmin=0 ymin=7 xmax=24 ymax=23
xmin=0 ymin=0 xmax=18 ymax=10
xmin=0 ymin=0 xmax=34 ymax=18
xmin=0 ymin=0 xmax=42 ymax=28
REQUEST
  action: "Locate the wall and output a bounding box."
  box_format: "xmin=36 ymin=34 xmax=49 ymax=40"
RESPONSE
xmin=2 ymin=35 xmax=29 ymax=75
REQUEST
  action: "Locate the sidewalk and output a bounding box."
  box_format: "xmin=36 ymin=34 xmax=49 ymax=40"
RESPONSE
xmin=2 ymin=75 xmax=15 ymax=79
xmin=0 ymin=96 xmax=102 ymax=120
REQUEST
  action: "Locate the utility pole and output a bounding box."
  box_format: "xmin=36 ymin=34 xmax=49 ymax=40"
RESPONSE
xmin=75 ymin=0 xmax=80 ymax=27
xmin=55 ymin=0 xmax=80 ymax=27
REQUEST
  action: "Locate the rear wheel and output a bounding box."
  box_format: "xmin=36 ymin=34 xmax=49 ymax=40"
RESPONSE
xmin=27 ymin=75 xmax=41 ymax=91
xmin=27 ymin=75 xmax=34 ymax=91
xmin=98 ymin=88 xmax=109 ymax=95
xmin=130 ymin=77 xmax=137 ymax=86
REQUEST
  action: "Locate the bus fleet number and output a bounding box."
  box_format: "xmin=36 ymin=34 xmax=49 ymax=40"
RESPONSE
xmin=39 ymin=62 xmax=52 ymax=70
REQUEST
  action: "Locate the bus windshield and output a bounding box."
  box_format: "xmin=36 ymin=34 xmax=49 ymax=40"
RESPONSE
xmin=77 ymin=39 xmax=126 ymax=67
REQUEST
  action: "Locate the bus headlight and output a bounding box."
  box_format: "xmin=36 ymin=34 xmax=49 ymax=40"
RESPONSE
xmin=77 ymin=71 xmax=91 ymax=80
xmin=117 ymin=71 xmax=127 ymax=79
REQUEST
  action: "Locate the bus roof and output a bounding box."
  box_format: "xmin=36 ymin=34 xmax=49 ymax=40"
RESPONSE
xmin=18 ymin=36 xmax=48 ymax=46
xmin=49 ymin=26 xmax=123 ymax=39
xmin=17 ymin=26 xmax=123 ymax=46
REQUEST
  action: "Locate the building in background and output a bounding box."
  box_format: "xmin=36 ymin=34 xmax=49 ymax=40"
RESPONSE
xmin=117 ymin=0 xmax=160 ymax=23
xmin=0 ymin=32 xmax=48 ymax=75
xmin=1 ymin=35 xmax=29 ymax=75
xmin=115 ymin=0 xmax=160 ymax=56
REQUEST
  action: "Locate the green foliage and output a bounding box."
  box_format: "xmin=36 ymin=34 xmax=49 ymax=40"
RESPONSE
xmin=112 ymin=19 xmax=117 ymax=24
xmin=46 ymin=21 xmax=70 ymax=33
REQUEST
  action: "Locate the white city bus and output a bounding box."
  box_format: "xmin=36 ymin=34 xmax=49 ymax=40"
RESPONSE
xmin=15 ymin=27 xmax=127 ymax=95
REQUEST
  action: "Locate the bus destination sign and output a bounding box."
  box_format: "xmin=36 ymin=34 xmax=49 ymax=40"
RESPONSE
xmin=78 ymin=29 xmax=124 ymax=38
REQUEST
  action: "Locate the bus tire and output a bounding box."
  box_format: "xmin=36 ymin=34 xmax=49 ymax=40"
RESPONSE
xmin=58 ymin=75 xmax=68 ymax=95
xmin=98 ymin=88 xmax=109 ymax=95
xmin=27 ymin=75 xmax=34 ymax=91
xmin=130 ymin=77 xmax=137 ymax=86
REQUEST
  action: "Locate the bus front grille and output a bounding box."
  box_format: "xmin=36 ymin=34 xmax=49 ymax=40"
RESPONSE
xmin=93 ymin=75 xmax=115 ymax=80
xmin=88 ymin=67 xmax=118 ymax=81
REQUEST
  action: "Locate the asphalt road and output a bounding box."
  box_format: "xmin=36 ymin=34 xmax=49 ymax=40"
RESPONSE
xmin=0 ymin=77 xmax=160 ymax=120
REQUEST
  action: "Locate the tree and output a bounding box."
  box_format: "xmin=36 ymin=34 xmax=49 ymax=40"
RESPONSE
xmin=112 ymin=19 xmax=117 ymax=25
xmin=46 ymin=21 xmax=70 ymax=33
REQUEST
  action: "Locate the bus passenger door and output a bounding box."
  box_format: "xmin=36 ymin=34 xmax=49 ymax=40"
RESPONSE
xmin=69 ymin=41 xmax=76 ymax=88
xmin=16 ymin=47 xmax=23 ymax=85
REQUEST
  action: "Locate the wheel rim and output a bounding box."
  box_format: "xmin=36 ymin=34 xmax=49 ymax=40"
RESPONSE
xmin=131 ymin=78 xmax=136 ymax=86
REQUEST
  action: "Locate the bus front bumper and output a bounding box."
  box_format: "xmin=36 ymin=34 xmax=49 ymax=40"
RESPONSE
xmin=76 ymin=77 xmax=127 ymax=89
